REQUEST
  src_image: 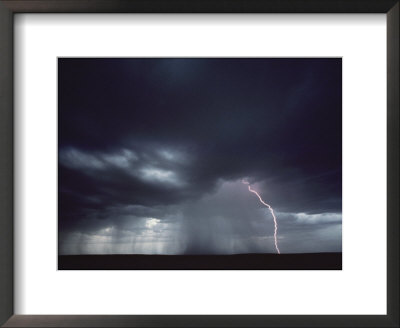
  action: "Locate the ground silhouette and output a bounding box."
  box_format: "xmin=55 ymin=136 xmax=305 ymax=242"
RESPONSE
xmin=59 ymin=252 xmax=342 ymax=270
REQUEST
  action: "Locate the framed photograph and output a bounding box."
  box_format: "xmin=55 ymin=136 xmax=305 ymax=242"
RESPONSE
xmin=0 ymin=1 xmax=398 ymax=327
xmin=57 ymin=57 xmax=342 ymax=271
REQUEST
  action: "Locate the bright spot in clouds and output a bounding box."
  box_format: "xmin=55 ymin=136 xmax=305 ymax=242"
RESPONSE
xmin=145 ymin=218 xmax=160 ymax=229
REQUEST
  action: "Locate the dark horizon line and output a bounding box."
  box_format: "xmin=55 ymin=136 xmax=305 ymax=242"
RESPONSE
xmin=58 ymin=252 xmax=342 ymax=270
xmin=59 ymin=251 xmax=342 ymax=256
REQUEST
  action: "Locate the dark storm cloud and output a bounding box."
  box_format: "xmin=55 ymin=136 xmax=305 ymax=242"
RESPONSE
xmin=58 ymin=58 xmax=341 ymax=254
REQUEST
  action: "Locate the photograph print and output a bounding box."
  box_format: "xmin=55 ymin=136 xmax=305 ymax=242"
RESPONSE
xmin=58 ymin=58 xmax=342 ymax=270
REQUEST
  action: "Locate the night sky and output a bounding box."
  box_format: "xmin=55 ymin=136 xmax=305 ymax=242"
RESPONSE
xmin=58 ymin=58 xmax=342 ymax=255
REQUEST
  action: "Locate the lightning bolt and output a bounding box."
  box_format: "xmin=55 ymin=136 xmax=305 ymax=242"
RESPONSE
xmin=242 ymin=180 xmax=281 ymax=254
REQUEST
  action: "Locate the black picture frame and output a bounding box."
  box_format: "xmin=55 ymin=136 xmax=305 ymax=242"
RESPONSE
xmin=0 ymin=1 xmax=398 ymax=327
